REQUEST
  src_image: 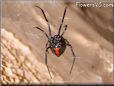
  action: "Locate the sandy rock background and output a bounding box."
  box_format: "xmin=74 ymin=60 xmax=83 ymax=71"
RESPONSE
xmin=1 ymin=0 xmax=113 ymax=84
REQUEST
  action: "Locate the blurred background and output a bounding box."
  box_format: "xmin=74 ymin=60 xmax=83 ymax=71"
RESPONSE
xmin=1 ymin=0 xmax=113 ymax=84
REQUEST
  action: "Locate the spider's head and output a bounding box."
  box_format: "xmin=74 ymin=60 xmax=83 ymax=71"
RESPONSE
xmin=50 ymin=35 xmax=62 ymax=48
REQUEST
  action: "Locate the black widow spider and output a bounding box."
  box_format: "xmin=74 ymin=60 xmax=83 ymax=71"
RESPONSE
xmin=34 ymin=6 xmax=76 ymax=78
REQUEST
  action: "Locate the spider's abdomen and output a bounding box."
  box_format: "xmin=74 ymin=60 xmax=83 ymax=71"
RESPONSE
xmin=50 ymin=35 xmax=66 ymax=57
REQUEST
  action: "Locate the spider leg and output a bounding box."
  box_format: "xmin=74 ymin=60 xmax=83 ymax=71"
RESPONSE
xmin=65 ymin=40 xmax=76 ymax=74
xmin=61 ymin=25 xmax=67 ymax=36
xmin=34 ymin=27 xmax=49 ymax=40
xmin=35 ymin=6 xmax=52 ymax=37
xmin=58 ymin=7 xmax=67 ymax=35
xmin=45 ymin=42 xmax=52 ymax=78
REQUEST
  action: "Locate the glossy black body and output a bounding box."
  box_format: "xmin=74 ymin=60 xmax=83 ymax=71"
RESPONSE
xmin=50 ymin=35 xmax=66 ymax=57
